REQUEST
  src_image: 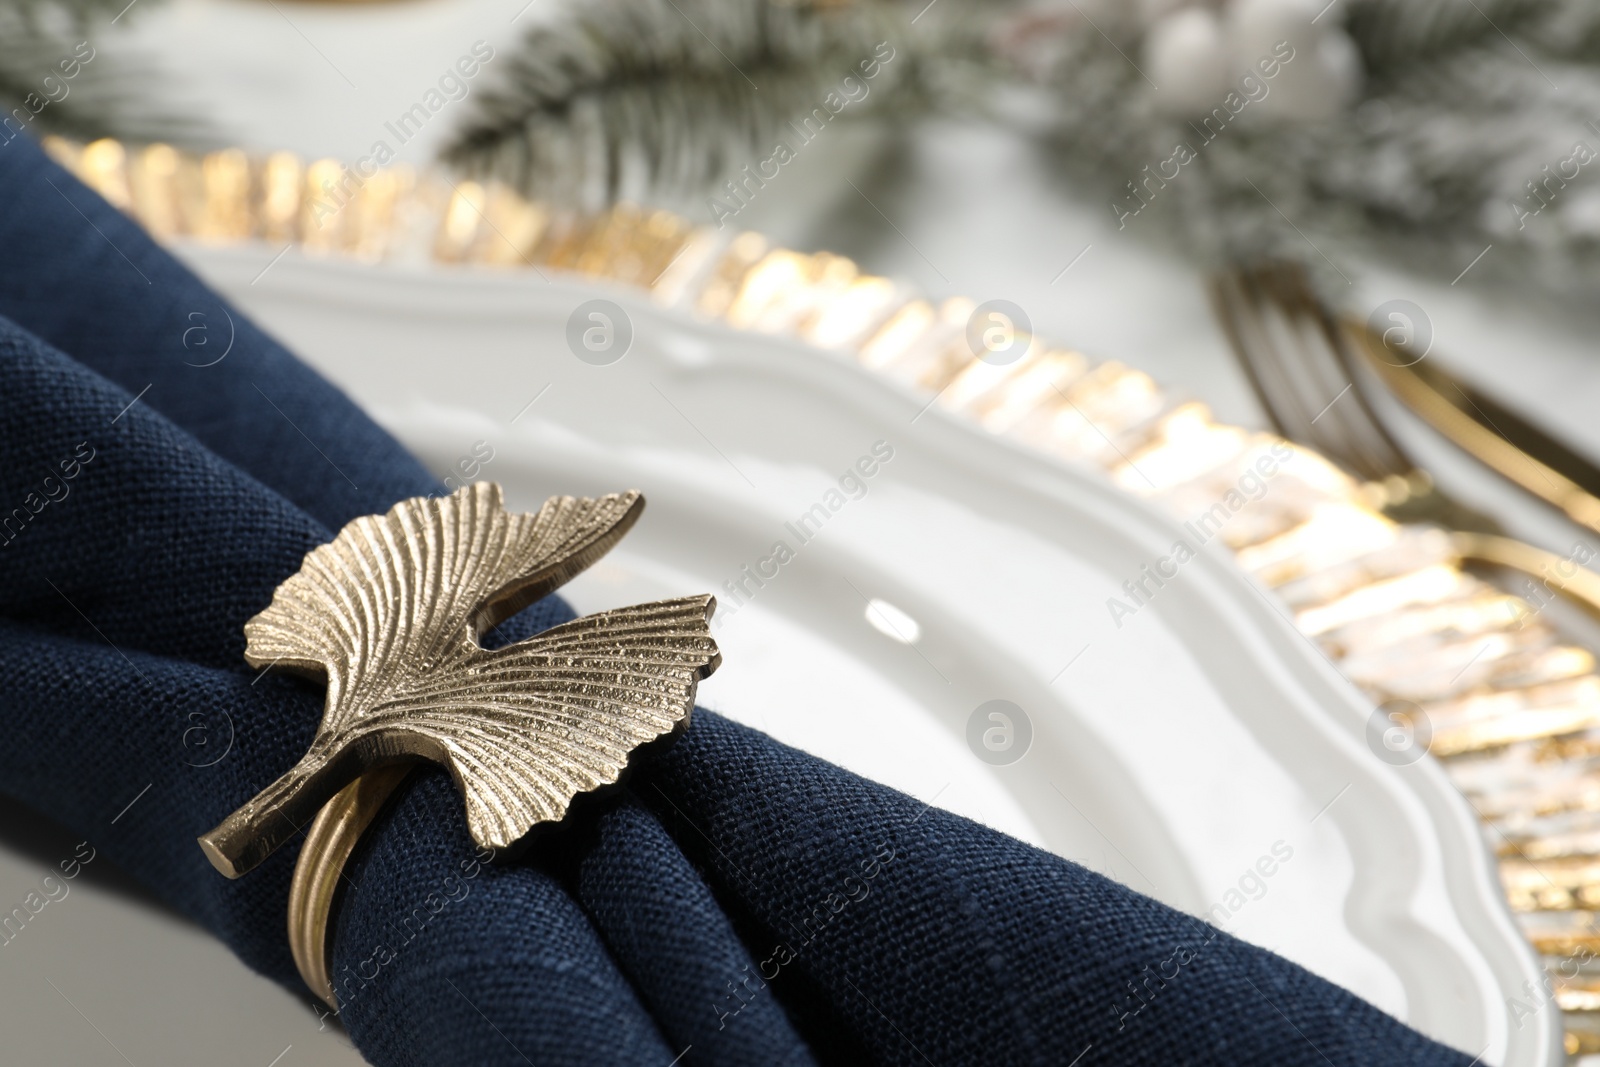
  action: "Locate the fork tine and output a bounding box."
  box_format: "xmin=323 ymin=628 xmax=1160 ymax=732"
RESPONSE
xmin=1211 ymin=262 xmax=1415 ymax=483
xmin=1262 ymin=264 xmax=1413 ymax=480
xmin=1209 ymin=269 xmax=1303 ymax=439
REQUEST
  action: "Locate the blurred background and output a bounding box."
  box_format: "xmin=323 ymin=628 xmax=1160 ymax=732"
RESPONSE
xmin=14 ymin=0 xmax=1600 ymax=431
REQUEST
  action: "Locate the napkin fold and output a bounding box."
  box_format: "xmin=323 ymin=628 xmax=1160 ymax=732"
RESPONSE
xmin=0 ymin=131 xmax=1475 ymax=1066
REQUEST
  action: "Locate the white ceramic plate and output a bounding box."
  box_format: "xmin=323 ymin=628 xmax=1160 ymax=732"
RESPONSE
xmin=158 ymin=245 xmax=1549 ymax=1065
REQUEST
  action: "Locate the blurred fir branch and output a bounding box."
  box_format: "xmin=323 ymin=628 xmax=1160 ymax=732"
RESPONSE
xmin=431 ymin=0 xmax=1600 ymax=296
xmin=441 ymin=0 xmax=994 ymax=209
xmin=1011 ymin=0 xmax=1600 ymax=296
xmin=0 ymin=0 xmax=198 ymax=145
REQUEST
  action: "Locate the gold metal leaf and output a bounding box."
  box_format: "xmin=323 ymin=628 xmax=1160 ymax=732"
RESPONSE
xmin=198 ymin=483 xmax=719 ymax=878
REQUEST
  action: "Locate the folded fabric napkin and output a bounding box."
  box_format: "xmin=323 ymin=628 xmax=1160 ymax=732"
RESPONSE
xmin=0 ymin=131 xmax=1474 ymax=1066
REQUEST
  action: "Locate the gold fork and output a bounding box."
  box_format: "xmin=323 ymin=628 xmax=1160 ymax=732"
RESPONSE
xmin=1209 ymin=261 xmax=1600 ymax=621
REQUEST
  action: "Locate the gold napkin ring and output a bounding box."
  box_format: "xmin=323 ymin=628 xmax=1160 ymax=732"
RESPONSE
xmin=287 ymin=765 xmax=411 ymax=1008
xmin=196 ymin=484 xmax=720 ymax=1006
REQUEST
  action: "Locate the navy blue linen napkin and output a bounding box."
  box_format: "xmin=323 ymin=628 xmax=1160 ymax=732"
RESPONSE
xmin=0 ymin=131 xmax=1474 ymax=1066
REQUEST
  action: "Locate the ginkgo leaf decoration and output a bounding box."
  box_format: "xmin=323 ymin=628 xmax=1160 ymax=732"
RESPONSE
xmin=198 ymin=483 xmax=720 ymax=879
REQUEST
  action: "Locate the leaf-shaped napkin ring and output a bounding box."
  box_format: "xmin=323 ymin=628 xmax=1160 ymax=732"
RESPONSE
xmin=197 ymin=484 xmax=720 ymax=1006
